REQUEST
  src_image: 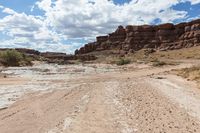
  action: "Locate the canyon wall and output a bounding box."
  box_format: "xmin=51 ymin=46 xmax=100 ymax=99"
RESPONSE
xmin=75 ymin=19 xmax=200 ymax=55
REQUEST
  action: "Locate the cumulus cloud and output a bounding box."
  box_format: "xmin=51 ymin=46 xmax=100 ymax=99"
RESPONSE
xmin=0 ymin=10 xmax=54 ymax=41
xmin=0 ymin=38 xmax=76 ymax=53
xmin=0 ymin=7 xmax=69 ymax=52
xmin=0 ymin=0 xmax=200 ymax=53
xmin=36 ymin=0 xmax=190 ymax=39
xmin=0 ymin=5 xmax=4 ymax=9
xmin=2 ymin=8 xmax=16 ymax=15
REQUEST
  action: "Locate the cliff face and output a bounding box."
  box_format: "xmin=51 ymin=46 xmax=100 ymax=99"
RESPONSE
xmin=75 ymin=19 xmax=200 ymax=55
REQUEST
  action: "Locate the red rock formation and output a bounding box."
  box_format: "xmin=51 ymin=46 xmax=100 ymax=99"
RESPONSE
xmin=75 ymin=19 xmax=200 ymax=55
xmin=97 ymin=36 xmax=108 ymax=43
xmin=15 ymin=48 xmax=40 ymax=55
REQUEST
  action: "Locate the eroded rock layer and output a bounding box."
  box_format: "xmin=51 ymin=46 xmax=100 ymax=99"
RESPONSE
xmin=75 ymin=19 xmax=200 ymax=55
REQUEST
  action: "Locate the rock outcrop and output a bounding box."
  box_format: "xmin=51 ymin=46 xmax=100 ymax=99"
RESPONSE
xmin=41 ymin=52 xmax=96 ymax=61
xmin=0 ymin=48 xmax=96 ymax=62
xmin=15 ymin=48 xmax=40 ymax=55
xmin=75 ymin=19 xmax=200 ymax=55
xmin=40 ymin=52 xmax=73 ymax=60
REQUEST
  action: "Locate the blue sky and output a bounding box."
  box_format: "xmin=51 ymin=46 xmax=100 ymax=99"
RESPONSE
xmin=0 ymin=0 xmax=200 ymax=53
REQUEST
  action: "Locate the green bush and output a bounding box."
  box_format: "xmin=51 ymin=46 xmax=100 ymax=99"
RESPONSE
xmin=116 ymin=58 xmax=131 ymax=66
xmin=0 ymin=50 xmax=32 ymax=67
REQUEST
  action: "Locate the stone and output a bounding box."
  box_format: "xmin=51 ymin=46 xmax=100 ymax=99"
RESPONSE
xmin=185 ymin=26 xmax=191 ymax=32
xmin=191 ymin=24 xmax=200 ymax=31
xmin=158 ymin=23 xmax=174 ymax=30
xmin=75 ymin=19 xmax=200 ymax=55
xmin=15 ymin=48 xmax=40 ymax=55
xmin=96 ymin=36 xmax=108 ymax=43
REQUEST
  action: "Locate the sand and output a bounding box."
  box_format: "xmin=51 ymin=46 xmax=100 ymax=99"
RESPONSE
xmin=0 ymin=61 xmax=200 ymax=133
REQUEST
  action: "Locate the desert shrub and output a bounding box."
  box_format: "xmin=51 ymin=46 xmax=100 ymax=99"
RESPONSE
xmin=152 ymin=59 xmax=178 ymax=67
xmin=116 ymin=58 xmax=131 ymax=65
xmin=0 ymin=50 xmax=32 ymax=66
xmin=175 ymin=66 xmax=200 ymax=88
xmin=152 ymin=60 xmax=167 ymax=67
xmin=0 ymin=50 xmax=23 ymax=66
xmin=177 ymin=66 xmax=200 ymax=79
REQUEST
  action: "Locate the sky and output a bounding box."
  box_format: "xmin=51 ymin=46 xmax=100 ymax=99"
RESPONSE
xmin=0 ymin=0 xmax=200 ymax=53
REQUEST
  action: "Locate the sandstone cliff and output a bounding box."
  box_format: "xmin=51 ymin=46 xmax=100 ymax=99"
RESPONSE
xmin=75 ymin=19 xmax=200 ymax=55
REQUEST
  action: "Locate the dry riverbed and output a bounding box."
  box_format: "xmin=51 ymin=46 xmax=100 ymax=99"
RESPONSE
xmin=0 ymin=61 xmax=200 ymax=133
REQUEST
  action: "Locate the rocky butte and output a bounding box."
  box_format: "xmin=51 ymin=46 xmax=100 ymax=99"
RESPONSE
xmin=75 ymin=19 xmax=200 ymax=55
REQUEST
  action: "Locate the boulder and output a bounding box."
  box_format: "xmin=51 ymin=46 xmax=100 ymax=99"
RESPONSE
xmin=185 ymin=26 xmax=191 ymax=32
xmin=191 ymin=24 xmax=200 ymax=31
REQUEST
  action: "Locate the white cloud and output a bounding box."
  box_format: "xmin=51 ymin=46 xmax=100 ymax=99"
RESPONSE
xmin=2 ymin=8 xmax=16 ymax=15
xmin=0 ymin=38 xmax=75 ymax=53
xmin=36 ymin=0 xmax=52 ymax=12
xmin=30 ymin=5 xmax=35 ymax=12
xmin=181 ymin=0 xmax=200 ymax=4
xmin=0 ymin=0 xmax=200 ymax=53
xmin=0 ymin=7 xmax=71 ymax=53
xmin=191 ymin=0 xmax=200 ymax=4
xmin=0 ymin=5 xmax=4 ymax=9
xmin=36 ymin=0 xmax=189 ymax=39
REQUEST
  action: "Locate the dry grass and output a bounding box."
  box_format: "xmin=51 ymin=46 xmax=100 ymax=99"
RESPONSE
xmin=150 ymin=46 xmax=200 ymax=60
xmin=174 ymin=66 xmax=200 ymax=88
xmin=115 ymin=58 xmax=131 ymax=65
xmin=177 ymin=66 xmax=200 ymax=80
xmin=128 ymin=46 xmax=200 ymax=62
xmin=80 ymin=46 xmax=200 ymax=65
xmin=151 ymin=59 xmax=179 ymax=67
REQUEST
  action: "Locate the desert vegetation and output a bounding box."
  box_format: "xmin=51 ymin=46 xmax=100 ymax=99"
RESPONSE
xmin=152 ymin=60 xmax=167 ymax=67
xmin=115 ymin=58 xmax=131 ymax=65
xmin=0 ymin=50 xmax=33 ymax=67
xmin=151 ymin=59 xmax=179 ymax=67
xmin=175 ymin=66 xmax=200 ymax=87
xmin=149 ymin=46 xmax=200 ymax=60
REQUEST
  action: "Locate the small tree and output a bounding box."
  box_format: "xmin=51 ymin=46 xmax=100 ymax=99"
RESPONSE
xmin=0 ymin=50 xmax=23 ymax=66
